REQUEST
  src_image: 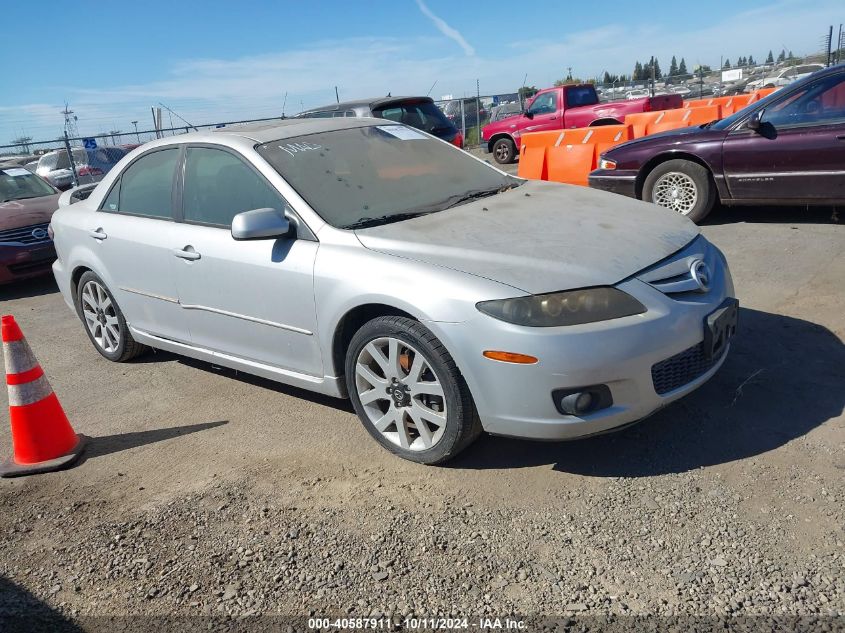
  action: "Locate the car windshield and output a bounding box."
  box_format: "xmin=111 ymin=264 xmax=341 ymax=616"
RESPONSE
xmin=708 ymin=87 xmax=792 ymax=130
xmin=257 ymin=125 xmax=519 ymax=229
xmin=0 ymin=168 xmax=55 ymax=203
xmin=371 ymin=101 xmax=455 ymax=134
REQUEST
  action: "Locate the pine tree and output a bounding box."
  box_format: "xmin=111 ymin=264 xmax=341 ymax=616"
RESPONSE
xmin=766 ymin=50 xmax=774 ymax=63
xmin=633 ymin=61 xmax=643 ymax=81
xmin=777 ymin=49 xmax=786 ymax=62
xmin=669 ymin=55 xmax=678 ymax=77
xmin=678 ymin=58 xmax=687 ymax=76
xmin=787 ymin=50 xmax=794 ymax=60
xmin=723 ymin=59 xmax=731 ymax=69
xmin=748 ymin=54 xmax=756 ymax=66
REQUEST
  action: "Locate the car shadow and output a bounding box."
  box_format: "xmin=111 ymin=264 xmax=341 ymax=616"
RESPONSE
xmin=132 ymin=350 xmax=354 ymax=414
xmin=704 ymin=204 xmax=841 ymax=225
xmin=0 ymin=275 xmax=58 ymax=301
xmin=450 ymin=307 xmax=844 ymax=476
xmin=0 ymin=575 xmax=83 ymax=632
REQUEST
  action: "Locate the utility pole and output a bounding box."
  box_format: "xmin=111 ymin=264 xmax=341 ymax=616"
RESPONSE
xmin=131 ymin=121 xmax=139 ymax=143
xmin=61 ymin=102 xmax=79 ymax=141
xmin=826 ymin=25 xmax=834 ymax=66
xmin=63 ymin=131 xmax=78 ymax=188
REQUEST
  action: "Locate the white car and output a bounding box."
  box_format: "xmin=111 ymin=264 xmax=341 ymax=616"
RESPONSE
xmin=626 ymin=89 xmax=649 ymax=100
xmin=751 ymin=64 xmax=825 ymax=89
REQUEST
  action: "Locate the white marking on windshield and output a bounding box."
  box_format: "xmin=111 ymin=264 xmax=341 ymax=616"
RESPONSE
xmin=277 ymin=142 xmax=322 ymax=157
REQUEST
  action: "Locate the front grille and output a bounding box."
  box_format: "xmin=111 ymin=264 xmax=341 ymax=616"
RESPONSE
xmin=651 ymin=342 xmax=726 ymax=395
xmin=0 ymin=222 xmax=51 ymax=245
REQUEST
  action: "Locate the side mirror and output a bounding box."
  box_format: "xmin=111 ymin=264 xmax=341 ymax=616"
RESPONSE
xmin=747 ymin=110 xmax=763 ymax=131
xmin=231 ymin=207 xmax=291 ymax=240
xmin=524 ymin=111 xmax=534 ymax=119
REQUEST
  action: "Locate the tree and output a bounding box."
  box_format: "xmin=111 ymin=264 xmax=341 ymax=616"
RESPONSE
xmin=669 ymin=55 xmax=678 ymax=77
xmin=787 ymin=50 xmax=794 ymax=60
xmin=518 ymin=85 xmax=538 ymax=99
xmin=766 ymin=50 xmax=774 ymax=63
xmin=633 ymin=61 xmax=643 ymax=81
xmin=748 ymin=54 xmax=756 ymax=66
xmin=723 ymin=59 xmax=731 ymax=69
xmin=777 ymin=49 xmax=786 ymax=62
xmin=678 ymin=58 xmax=688 ymax=76
xmin=738 ymin=56 xmax=746 ymax=66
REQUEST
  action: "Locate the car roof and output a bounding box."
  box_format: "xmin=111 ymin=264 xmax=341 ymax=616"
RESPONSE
xmin=207 ymin=116 xmax=387 ymax=143
xmin=300 ymin=95 xmax=434 ymax=115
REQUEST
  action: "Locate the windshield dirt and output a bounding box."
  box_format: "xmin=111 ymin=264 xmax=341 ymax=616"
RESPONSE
xmin=257 ymin=125 xmax=518 ymax=229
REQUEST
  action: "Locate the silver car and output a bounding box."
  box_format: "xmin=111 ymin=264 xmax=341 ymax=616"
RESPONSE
xmin=50 ymin=118 xmax=737 ymax=464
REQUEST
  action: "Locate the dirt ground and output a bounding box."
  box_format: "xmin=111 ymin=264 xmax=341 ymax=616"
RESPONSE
xmin=0 ymin=202 xmax=843 ymax=631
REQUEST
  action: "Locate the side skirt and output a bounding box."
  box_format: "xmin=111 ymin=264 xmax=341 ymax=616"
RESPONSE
xmin=129 ymin=327 xmax=347 ymax=398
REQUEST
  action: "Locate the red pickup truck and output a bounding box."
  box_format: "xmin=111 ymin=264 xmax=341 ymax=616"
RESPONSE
xmin=481 ymin=84 xmax=683 ymax=164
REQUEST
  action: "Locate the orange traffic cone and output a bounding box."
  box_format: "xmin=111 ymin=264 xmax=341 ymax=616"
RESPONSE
xmin=1 ymin=315 xmax=86 ymax=477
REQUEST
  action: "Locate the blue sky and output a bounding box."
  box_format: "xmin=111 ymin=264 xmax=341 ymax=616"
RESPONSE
xmin=1 ymin=0 xmax=842 ymax=144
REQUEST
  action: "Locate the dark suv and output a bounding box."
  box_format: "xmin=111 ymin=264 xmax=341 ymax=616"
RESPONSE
xmin=296 ymin=96 xmax=463 ymax=148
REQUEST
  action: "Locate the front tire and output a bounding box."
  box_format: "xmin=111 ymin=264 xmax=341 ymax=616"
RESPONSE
xmin=345 ymin=316 xmax=481 ymax=465
xmin=643 ymin=159 xmax=716 ymax=223
xmin=77 ymin=271 xmax=147 ymax=362
xmin=492 ymin=137 xmax=516 ymax=164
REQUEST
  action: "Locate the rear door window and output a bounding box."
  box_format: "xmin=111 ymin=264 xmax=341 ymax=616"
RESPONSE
xmin=115 ymin=148 xmax=179 ymax=219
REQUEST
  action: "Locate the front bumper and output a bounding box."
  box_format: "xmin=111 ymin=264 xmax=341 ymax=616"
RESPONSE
xmin=0 ymin=242 xmax=57 ymax=284
xmin=588 ymin=170 xmax=638 ymax=198
xmin=432 ymin=242 xmax=735 ymax=440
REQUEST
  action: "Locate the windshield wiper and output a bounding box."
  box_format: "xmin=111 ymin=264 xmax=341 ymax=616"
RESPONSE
xmin=439 ymin=184 xmax=520 ymax=210
xmin=344 ymin=211 xmax=435 ymax=230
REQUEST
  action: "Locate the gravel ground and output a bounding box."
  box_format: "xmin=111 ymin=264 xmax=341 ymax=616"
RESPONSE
xmin=0 ymin=203 xmax=843 ymax=631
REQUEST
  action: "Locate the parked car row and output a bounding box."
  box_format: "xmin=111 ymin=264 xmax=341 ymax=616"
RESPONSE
xmin=35 ymin=147 xmax=128 ymax=191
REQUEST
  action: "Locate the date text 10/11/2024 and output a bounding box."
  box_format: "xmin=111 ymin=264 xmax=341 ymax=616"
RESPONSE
xmin=307 ymin=617 xmax=527 ymax=630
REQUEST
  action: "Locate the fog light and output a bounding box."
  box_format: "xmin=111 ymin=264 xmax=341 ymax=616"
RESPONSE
xmin=553 ymin=385 xmax=612 ymax=416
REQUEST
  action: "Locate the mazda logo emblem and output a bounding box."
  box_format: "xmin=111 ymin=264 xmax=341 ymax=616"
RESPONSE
xmin=31 ymin=227 xmax=48 ymax=241
xmin=690 ymin=259 xmax=711 ymax=292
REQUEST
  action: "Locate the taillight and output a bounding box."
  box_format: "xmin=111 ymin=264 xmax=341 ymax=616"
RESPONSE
xmin=77 ymin=166 xmax=103 ymax=177
xmin=452 ymin=132 xmax=464 ymax=149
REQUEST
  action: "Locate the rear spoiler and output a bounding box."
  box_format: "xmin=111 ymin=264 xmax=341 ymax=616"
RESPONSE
xmin=57 ymin=183 xmax=99 ymax=207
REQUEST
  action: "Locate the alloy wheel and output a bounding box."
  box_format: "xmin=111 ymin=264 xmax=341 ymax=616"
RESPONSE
xmin=81 ymin=280 xmax=121 ymax=353
xmin=495 ymin=143 xmax=511 ymax=162
xmin=354 ymin=337 xmax=448 ymax=451
xmin=652 ymin=171 xmax=699 ymax=215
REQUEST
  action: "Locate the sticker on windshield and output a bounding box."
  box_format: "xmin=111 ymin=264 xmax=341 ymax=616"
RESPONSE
xmin=376 ymin=125 xmax=427 ymax=140
xmin=2 ymin=168 xmax=31 ymax=177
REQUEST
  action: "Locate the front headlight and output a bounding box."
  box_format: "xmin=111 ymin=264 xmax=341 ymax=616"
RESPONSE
xmin=598 ymin=157 xmax=617 ymax=170
xmin=476 ymin=287 xmax=646 ymax=327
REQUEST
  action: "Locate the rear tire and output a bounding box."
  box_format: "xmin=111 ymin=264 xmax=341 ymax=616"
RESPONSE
xmin=492 ymin=137 xmax=516 ymax=164
xmin=77 ymin=271 xmax=147 ymax=362
xmin=643 ymin=159 xmax=716 ymax=224
xmin=345 ymin=316 xmax=482 ymax=465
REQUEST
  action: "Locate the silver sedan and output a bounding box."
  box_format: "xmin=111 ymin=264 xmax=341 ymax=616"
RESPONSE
xmin=50 ymin=118 xmax=737 ymax=464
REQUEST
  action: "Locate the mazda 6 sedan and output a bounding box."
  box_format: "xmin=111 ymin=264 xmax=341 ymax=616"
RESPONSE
xmin=50 ymin=117 xmax=737 ymax=464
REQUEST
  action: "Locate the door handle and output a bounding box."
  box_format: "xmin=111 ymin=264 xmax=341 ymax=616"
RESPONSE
xmin=88 ymin=228 xmax=107 ymax=240
xmin=173 ymin=246 xmax=201 ymax=261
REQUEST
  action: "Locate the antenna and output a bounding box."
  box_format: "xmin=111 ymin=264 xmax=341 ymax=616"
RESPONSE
xmin=158 ymin=102 xmax=198 ymax=131
xmin=426 ymin=80 xmax=438 ymax=97
xmin=61 ymin=102 xmax=79 ymax=139
xmin=282 ymin=92 xmax=288 ymax=118
xmin=335 ymin=86 xmax=340 ymax=103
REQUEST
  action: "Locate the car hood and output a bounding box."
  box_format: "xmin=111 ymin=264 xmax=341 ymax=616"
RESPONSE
xmin=0 ymin=194 xmax=61 ymax=231
xmin=354 ymin=180 xmax=698 ymax=294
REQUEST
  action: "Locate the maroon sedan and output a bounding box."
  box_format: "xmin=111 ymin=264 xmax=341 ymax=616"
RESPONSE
xmin=589 ymin=64 xmax=845 ymax=222
xmin=0 ymin=168 xmax=61 ymax=284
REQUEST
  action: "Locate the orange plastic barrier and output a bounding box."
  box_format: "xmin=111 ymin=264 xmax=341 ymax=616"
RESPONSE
xmin=518 ymin=125 xmax=632 ymax=181
xmin=751 ymin=87 xmax=779 ymax=100
xmin=546 ymin=144 xmax=596 ymax=186
xmin=683 ymin=98 xmax=710 ymax=109
xmin=624 ymin=111 xmax=665 ymax=138
xmin=685 ymin=105 xmax=722 ymax=126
